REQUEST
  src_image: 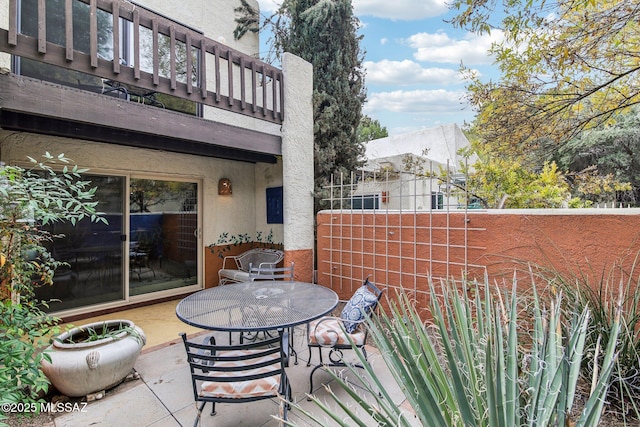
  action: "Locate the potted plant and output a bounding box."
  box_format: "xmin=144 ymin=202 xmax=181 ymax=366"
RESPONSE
xmin=40 ymin=319 xmax=146 ymax=398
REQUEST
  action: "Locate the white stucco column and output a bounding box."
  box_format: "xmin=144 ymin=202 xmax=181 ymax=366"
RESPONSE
xmin=0 ymin=0 xmax=10 ymax=70
xmin=281 ymin=53 xmax=314 ymax=279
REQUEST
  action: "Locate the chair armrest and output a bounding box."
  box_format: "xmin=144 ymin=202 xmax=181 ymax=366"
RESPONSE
xmin=221 ymin=254 xmax=241 ymax=270
xmin=193 ymin=335 xmax=217 ymax=369
xmin=257 ymin=261 xmax=277 ymax=269
xmin=309 ymin=316 xmax=344 ymax=348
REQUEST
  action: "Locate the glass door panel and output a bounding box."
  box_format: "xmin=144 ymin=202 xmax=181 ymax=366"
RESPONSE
xmin=39 ymin=175 xmax=125 ymax=311
xmin=129 ymin=178 xmax=198 ymax=296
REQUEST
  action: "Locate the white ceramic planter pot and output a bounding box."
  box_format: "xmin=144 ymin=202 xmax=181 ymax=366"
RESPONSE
xmin=41 ymin=319 xmax=146 ymax=397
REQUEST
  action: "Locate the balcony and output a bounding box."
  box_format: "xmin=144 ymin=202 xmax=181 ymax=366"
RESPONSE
xmin=0 ymin=0 xmax=283 ymax=163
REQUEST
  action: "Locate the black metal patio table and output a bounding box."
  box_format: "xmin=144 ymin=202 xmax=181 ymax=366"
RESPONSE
xmin=175 ymin=281 xmax=339 ymax=364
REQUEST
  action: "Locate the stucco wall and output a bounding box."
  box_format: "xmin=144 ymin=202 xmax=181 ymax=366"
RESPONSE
xmin=0 ymin=131 xmax=284 ymax=285
xmin=133 ymin=0 xmax=259 ymax=55
xmin=281 ymin=53 xmax=314 ymax=281
xmin=317 ymin=209 xmax=640 ymax=302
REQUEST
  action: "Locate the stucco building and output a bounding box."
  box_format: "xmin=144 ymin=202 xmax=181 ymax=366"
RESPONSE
xmin=352 ymin=124 xmax=474 ymax=211
xmin=0 ymin=0 xmax=313 ymax=317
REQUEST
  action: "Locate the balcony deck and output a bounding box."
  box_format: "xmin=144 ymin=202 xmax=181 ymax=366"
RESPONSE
xmin=0 ymin=73 xmax=281 ymax=163
xmin=0 ymin=0 xmax=284 ymax=163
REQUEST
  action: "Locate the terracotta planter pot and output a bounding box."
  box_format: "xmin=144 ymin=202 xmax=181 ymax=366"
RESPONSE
xmin=41 ymin=319 xmax=146 ymax=397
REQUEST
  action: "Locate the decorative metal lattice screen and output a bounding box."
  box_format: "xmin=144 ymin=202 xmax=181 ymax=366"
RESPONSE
xmin=317 ymin=161 xmax=487 ymax=302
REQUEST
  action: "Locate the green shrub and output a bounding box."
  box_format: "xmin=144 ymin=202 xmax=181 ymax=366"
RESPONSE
xmin=290 ymin=275 xmax=620 ymax=427
xmin=0 ymin=153 xmax=104 ymax=421
xmin=0 ymin=301 xmax=60 ymax=408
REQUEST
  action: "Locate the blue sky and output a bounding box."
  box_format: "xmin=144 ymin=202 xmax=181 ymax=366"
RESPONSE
xmin=256 ymin=0 xmax=504 ymax=136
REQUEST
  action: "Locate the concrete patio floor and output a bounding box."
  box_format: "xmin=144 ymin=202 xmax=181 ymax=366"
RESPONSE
xmin=42 ymin=300 xmax=419 ymax=426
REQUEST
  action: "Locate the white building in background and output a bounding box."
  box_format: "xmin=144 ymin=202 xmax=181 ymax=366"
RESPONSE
xmin=353 ymin=124 xmax=475 ymax=211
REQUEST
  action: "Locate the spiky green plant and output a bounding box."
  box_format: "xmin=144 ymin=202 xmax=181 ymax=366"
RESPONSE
xmin=551 ymin=254 xmax=640 ymax=421
xmin=287 ymin=274 xmax=620 ymax=426
xmin=512 ymin=246 xmax=640 ymax=422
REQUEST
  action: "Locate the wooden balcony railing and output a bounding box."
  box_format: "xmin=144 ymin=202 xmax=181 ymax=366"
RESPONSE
xmin=0 ymin=0 xmax=283 ymax=124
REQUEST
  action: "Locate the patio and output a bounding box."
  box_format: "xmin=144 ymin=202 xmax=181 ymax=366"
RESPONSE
xmin=41 ymin=299 xmax=418 ymax=427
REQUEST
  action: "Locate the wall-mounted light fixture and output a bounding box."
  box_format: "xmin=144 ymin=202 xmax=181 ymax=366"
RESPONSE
xmin=218 ymin=178 xmax=232 ymax=195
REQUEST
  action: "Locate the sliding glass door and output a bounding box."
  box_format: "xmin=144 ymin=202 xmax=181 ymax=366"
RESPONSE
xmin=38 ymin=174 xmax=200 ymax=312
xmin=129 ymin=178 xmax=198 ymax=296
xmin=38 ymin=175 xmax=125 ymax=311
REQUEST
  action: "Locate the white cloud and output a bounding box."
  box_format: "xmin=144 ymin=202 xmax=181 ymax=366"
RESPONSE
xmin=407 ymin=30 xmax=504 ymax=65
xmin=364 ymin=60 xmax=465 ymax=86
xmin=354 ymin=0 xmax=448 ymax=20
xmin=380 ymin=38 xmax=388 ymax=45
xmin=256 ymin=0 xmax=280 ymax=14
xmin=364 ymin=89 xmax=469 ymax=115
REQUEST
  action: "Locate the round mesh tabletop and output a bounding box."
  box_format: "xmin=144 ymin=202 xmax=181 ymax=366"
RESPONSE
xmin=175 ymin=281 xmax=338 ymax=331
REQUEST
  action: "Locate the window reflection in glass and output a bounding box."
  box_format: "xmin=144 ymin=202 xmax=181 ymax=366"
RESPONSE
xmin=129 ymin=179 xmax=198 ymax=296
xmin=36 ymin=176 xmax=200 ymax=312
xmin=37 ymin=175 xmax=125 ymax=311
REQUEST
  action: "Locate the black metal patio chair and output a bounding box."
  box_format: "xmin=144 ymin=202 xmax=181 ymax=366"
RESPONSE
xmin=180 ymin=331 xmax=291 ymax=427
xmin=306 ymin=277 xmax=384 ymax=398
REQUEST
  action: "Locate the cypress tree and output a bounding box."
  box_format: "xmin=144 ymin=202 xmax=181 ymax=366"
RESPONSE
xmin=236 ymin=0 xmax=367 ymax=211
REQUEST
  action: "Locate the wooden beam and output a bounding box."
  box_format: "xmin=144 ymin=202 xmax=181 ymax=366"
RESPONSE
xmin=0 ymin=110 xmax=277 ymax=164
xmin=0 ymin=74 xmax=282 ymax=159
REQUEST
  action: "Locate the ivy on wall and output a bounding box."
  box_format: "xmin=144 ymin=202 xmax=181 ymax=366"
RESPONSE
xmin=207 ymin=230 xmax=283 ymax=259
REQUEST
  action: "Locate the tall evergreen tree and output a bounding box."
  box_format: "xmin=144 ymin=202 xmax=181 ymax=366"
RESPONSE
xmin=235 ymin=0 xmax=367 ymax=211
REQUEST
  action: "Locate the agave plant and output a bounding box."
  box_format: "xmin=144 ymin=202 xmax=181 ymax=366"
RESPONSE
xmin=289 ymin=274 xmax=620 ymax=426
xmin=555 ymin=255 xmax=640 ymax=421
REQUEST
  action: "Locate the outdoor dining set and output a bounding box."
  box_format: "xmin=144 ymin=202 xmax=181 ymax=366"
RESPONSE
xmin=175 ymin=248 xmax=384 ymax=426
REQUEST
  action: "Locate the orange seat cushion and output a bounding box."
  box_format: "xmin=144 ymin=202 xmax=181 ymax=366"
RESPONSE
xmin=199 ymin=350 xmax=281 ymax=399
